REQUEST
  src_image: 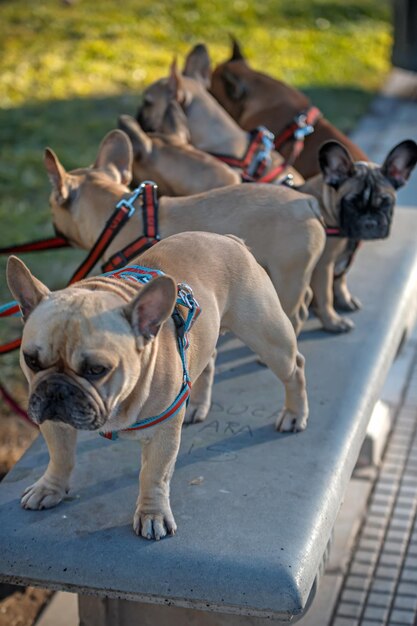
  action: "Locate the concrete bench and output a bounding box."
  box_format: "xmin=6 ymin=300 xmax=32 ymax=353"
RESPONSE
xmin=1 ymin=206 xmax=417 ymax=625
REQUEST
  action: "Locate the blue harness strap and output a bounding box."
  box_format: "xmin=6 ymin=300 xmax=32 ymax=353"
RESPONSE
xmin=99 ymin=265 xmax=201 ymax=440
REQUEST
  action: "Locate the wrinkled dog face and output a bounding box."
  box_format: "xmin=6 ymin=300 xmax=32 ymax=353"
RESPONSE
xmin=319 ymin=140 xmax=417 ymax=239
xmin=6 ymin=258 xmax=177 ymax=432
xmin=21 ymin=289 xmax=138 ymax=431
xmin=338 ymin=164 xmax=395 ymax=240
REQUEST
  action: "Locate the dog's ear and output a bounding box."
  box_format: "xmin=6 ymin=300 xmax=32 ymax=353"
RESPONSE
xmin=7 ymin=256 xmax=50 ymax=322
xmin=118 ymin=115 xmax=152 ymax=161
xmin=319 ymin=141 xmax=355 ymax=189
xmin=229 ymin=35 xmax=245 ymax=61
xmin=168 ymin=57 xmax=189 ymax=104
xmin=221 ymin=68 xmax=247 ymax=101
xmin=124 ymin=275 xmax=177 ymax=347
xmin=94 ymin=130 xmax=133 ymax=186
xmin=183 ymin=43 xmax=211 ymax=88
xmin=381 ymin=140 xmax=417 ymax=189
xmin=44 ymin=148 xmax=70 ymax=205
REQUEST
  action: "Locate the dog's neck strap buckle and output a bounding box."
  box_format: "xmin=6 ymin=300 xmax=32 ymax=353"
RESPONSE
xmin=209 ymin=126 xmax=276 ymax=182
xmin=101 ymin=182 xmax=160 ymax=273
xmin=274 ymin=106 xmax=322 ymax=162
xmin=99 ymin=267 xmax=201 ymax=440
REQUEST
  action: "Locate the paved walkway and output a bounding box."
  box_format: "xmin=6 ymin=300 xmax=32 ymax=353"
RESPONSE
xmin=35 ymin=69 xmax=417 ymax=626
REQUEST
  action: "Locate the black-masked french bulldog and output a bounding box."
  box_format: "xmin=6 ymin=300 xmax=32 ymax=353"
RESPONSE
xmin=7 ymin=231 xmax=308 ymax=540
xmin=300 ymin=139 xmax=417 ymax=331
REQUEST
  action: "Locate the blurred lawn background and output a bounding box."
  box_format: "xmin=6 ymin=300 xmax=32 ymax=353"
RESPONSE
xmin=0 ymin=0 xmax=391 ymax=402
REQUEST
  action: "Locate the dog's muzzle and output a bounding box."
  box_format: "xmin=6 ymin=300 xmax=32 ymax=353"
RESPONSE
xmin=135 ymin=108 xmax=155 ymax=133
xmin=346 ymin=216 xmax=391 ymax=240
xmin=28 ymin=374 xmax=105 ymax=430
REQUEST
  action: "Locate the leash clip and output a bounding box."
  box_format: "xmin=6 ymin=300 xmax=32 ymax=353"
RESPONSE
xmin=116 ymin=185 xmax=143 ymax=217
xmin=177 ymin=282 xmax=198 ymax=309
xmin=294 ymin=113 xmax=314 ymax=140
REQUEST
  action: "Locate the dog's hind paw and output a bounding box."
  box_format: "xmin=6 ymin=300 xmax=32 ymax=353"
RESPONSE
xmin=276 ymin=409 xmax=308 ymax=433
xmin=183 ymin=402 xmax=210 ymax=425
xmin=21 ymin=476 xmax=68 ymax=510
xmin=133 ymin=507 xmax=177 ymax=541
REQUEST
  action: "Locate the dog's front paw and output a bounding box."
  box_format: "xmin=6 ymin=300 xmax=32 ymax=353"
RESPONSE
xmin=321 ymin=314 xmax=355 ymax=333
xmin=183 ymin=401 xmax=210 ymax=425
xmin=276 ymin=409 xmax=308 ymax=433
xmin=21 ymin=476 xmax=68 ymax=510
xmin=133 ymin=504 xmax=177 ymax=540
xmin=334 ymin=293 xmax=362 ymax=312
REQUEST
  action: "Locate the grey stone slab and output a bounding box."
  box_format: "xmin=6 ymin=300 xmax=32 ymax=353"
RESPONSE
xmin=332 ymin=618 xmax=358 ymax=626
xmin=393 ymin=594 xmax=417 ymax=612
xmin=2 ymin=208 xmax=417 ymax=620
xmin=367 ymin=591 xmax=393 ymax=608
xmin=370 ymin=578 xmax=397 ymax=595
xmin=401 ymin=568 xmax=417 ymax=583
xmin=337 ymin=602 xmax=362 ymax=619
xmin=363 ymin=605 xmax=390 ymax=622
xmin=389 ymin=608 xmax=416 ymax=625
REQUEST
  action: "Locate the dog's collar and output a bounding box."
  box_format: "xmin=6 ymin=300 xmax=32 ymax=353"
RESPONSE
xmin=99 ymin=265 xmax=201 ymax=440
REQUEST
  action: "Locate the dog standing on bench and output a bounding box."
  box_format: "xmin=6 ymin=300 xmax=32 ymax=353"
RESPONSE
xmin=7 ymin=232 xmax=308 ymax=540
xmin=43 ymin=129 xmax=325 ymax=335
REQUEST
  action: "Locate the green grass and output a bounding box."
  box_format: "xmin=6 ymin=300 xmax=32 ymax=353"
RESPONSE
xmin=0 ymin=0 xmax=392 ymax=402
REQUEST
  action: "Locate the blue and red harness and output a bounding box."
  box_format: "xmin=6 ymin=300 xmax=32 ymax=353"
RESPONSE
xmin=96 ymin=264 xmax=201 ymax=440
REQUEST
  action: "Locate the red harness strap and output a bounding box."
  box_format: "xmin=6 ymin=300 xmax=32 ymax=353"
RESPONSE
xmin=209 ymin=127 xmax=276 ymax=182
xmin=209 ymin=108 xmax=321 ymax=184
xmin=0 ymin=236 xmax=70 ymax=255
xmin=274 ymin=106 xmax=322 ymax=164
xmin=101 ymin=182 xmax=160 ymax=272
xmin=0 ymin=182 xmax=160 ymax=422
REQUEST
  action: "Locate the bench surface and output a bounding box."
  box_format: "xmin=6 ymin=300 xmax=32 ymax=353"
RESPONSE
xmin=1 ymin=207 xmax=417 ymax=621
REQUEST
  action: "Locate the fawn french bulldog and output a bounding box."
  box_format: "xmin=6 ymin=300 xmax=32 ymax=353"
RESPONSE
xmin=7 ymin=231 xmax=308 ymax=539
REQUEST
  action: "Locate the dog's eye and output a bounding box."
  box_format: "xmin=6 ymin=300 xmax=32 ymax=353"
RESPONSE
xmin=23 ymin=353 xmax=42 ymax=372
xmin=83 ymin=364 xmax=108 ymax=379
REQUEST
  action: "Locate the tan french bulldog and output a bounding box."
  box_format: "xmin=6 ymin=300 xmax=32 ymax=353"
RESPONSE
xmin=43 ymin=129 xmax=325 ymax=335
xmin=7 ymin=231 xmax=308 ymax=540
xmin=118 ymin=108 xmax=240 ymax=195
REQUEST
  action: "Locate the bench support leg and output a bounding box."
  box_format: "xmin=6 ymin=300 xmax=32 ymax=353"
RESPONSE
xmin=78 ymin=595 xmax=292 ymax=625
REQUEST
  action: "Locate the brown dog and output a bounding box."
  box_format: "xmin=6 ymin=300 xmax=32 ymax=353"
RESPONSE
xmin=7 ymin=232 xmax=308 ymax=539
xmin=43 ymin=129 xmax=325 ymax=335
xmin=118 ymin=109 xmax=240 ymax=195
xmin=210 ymin=39 xmax=367 ymax=179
